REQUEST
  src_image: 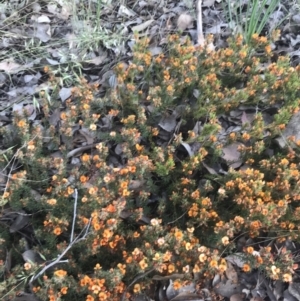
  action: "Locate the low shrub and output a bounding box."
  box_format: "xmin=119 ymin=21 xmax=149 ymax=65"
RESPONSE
xmin=1 ymin=32 xmax=300 ymax=300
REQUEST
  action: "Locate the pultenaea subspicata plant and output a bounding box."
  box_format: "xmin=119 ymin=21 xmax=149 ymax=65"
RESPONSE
xmin=1 ymin=31 xmax=300 ymax=300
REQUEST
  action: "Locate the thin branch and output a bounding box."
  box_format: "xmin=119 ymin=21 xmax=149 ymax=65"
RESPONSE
xmin=196 ymin=0 xmax=215 ymax=51
xmin=196 ymin=0 xmax=205 ymax=46
xmin=120 ymin=267 xmax=156 ymax=301
xmin=70 ymin=189 xmax=78 ymax=243
xmin=29 ymin=215 xmax=91 ymax=284
xmin=167 ymin=210 xmax=188 ymax=225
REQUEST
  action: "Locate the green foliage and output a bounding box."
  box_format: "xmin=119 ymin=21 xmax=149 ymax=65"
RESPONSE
xmin=2 ymin=33 xmax=300 ymax=300
xmin=224 ymin=0 xmax=281 ymax=43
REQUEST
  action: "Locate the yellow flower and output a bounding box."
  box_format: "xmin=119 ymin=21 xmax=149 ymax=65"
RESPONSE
xmin=280 ymin=158 xmax=289 ymax=166
xmin=135 ymin=144 xmax=143 ymax=151
xmin=283 ymin=273 xmax=292 ymax=282
xmin=185 ymin=242 xmax=192 ymax=250
xmin=98 ymin=292 xmax=107 ymax=301
xmin=187 ymin=227 xmax=194 ymax=233
xmin=54 ymin=269 xmax=67 ymax=277
xmin=24 ymin=263 xmax=31 ymax=270
xmin=218 ymin=264 xmax=227 ymax=273
xmin=133 ymin=284 xmax=141 ymax=293
xmin=89 ymin=124 xmax=97 ymax=131
xmin=174 ymin=229 xmax=183 ymax=241
xmin=193 ymin=264 xmax=200 ymax=273
xmin=94 ymin=263 xmax=102 ymax=270
xmin=221 ymin=236 xmax=229 ymax=246
xmin=133 ymin=231 xmax=140 ymax=238
xmin=199 ymin=254 xmax=207 ymax=263
xmin=47 ymin=199 xmax=57 ymax=206
xmin=2 ymin=192 xmax=10 ymax=198
xmin=139 ymin=259 xmax=148 ymax=270
xmin=163 ymin=251 xmax=172 ymax=262
xmin=271 ymin=265 xmax=280 ymax=275
xmin=210 ymin=260 xmax=218 ymax=268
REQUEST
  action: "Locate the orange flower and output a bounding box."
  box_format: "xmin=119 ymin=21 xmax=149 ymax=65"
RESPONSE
xmin=283 ymin=273 xmax=292 ymax=282
xmin=98 ymin=292 xmax=107 ymax=301
xmin=47 ymin=199 xmax=57 ymax=205
xmin=280 ymin=158 xmax=289 ymax=166
xmin=139 ymin=259 xmax=148 ymax=270
xmin=168 ymin=264 xmax=175 ymax=274
xmin=210 ymin=260 xmax=218 ymax=268
xmin=128 ymin=166 xmax=136 ymax=173
xmin=256 ymin=256 xmax=263 ymax=264
xmin=82 ymin=196 xmax=88 ymax=203
xmin=54 ymin=269 xmax=67 ymax=277
xmin=17 ymin=120 xmax=26 ymax=128
xmin=174 ymin=229 xmax=183 ymax=241
xmin=60 ymin=287 xmax=68 ymax=295
xmin=133 ymin=284 xmax=141 ymax=293
xmin=2 ymin=191 xmax=10 ymax=198
xmin=94 ymin=263 xmax=102 ymax=270
xmin=173 ymin=280 xmax=182 ymax=290
xmin=80 ymin=175 xmax=88 ymax=183
xmin=218 ymin=264 xmax=227 ymax=273
xmin=199 ymin=254 xmax=207 ymax=263
xmin=135 ymin=144 xmax=143 ymax=151
xmin=163 ymin=251 xmax=172 ymax=262
xmin=53 ymin=227 xmax=62 ymax=236
xmin=193 ymin=264 xmax=200 ymax=273
xmin=103 ymin=229 xmax=113 ymax=238
xmin=86 ymin=295 xmax=94 ymax=301
xmin=92 ymin=285 xmax=101 ymax=294
xmin=27 ymin=141 xmax=35 ymax=150
xmin=88 ymin=186 xmax=98 ymax=195
xmin=242 ymin=263 xmax=251 ymax=272
xmin=67 ymin=186 xmax=74 ymax=195
xmin=60 ymin=112 xmax=67 ymax=120
xmin=246 ymin=246 xmax=254 ymax=254
xmin=120 ymin=181 xmax=128 ymax=189
xmin=49 ymin=295 xmax=56 ymax=301
xmin=24 ymin=263 xmax=31 ymax=270
xmin=265 ymin=45 xmax=272 ymax=54
xmin=126 ymin=256 xmax=133 ymax=264
xmin=81 ymin=153 xmax=90 ymax=162
xmin=133 ymin=232 xmax=140 ymax=238
xmin=105 ymin=204 xmax=116 ymax=213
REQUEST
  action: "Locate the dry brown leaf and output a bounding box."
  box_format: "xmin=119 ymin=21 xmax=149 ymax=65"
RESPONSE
xmin=203 ymin=0 xmax=215 ymax=7
xmin=177 ymin=13 xmax=194 ymax=31
xmin=131 ymin=19 xmax=154 ymax=32
xmin=226 ymin=261 xmax=239 ymax=283
xmin=0 ymin=60 xmax=21 ymax=73
xmin=230 ymin=293 xmax=245 ymax=301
